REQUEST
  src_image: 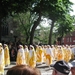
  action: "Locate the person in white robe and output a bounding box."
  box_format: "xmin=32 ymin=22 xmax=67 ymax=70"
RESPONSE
xmin=36 ymin=46 xmax=43 ymax=63
xmin=0 ymin=43 xmax=5 ymax=75
xmin=24 ymin=45 xmax=29 ymax=65
xmin=64 ymin=45 xmax=72 ymax=62
xmin=16 ymin=45 xmax=26 ymax=65
xmin=45 ymin=45 xmax=53 ymax=66
xmin=56 ymin=46 xmax=64 ymax=61
xmin=28 ymin=45 xmax=36 ymax=68
xmin=4 ymin=44 xmax=10 ymax=66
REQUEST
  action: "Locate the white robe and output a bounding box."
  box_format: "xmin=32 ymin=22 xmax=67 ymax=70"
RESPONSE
xmin=24 ymin=48 xmax=29 ymax=65
xmin=0 ymin=47 xmax=5 ymax=74
xmin=4 ymin=46 xmax=10 ymax=66
xmin=16 ymin=48 xmax=26 ymax=65
xmin=29 ymin=50 xmax=36 ymax=68
xmin=45 ymin=48 xmax=53 ymax=66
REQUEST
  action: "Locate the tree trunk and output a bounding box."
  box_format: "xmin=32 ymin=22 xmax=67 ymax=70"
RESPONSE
xmin=60 ymin=37 xmax=62 ymax=45
xmin=60 ymin=31 xmax=64 ymax=45
xmin=26 ymin=34 xmax=29 ymax=44
xmin=48 ymin=20 xmax=55 ymax=45
xmin=30 ymin=13 xmax=41 ymax=45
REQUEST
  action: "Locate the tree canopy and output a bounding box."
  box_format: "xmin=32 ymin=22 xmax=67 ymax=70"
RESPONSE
xmin=0 ymin=0 xmax=74 ymax=45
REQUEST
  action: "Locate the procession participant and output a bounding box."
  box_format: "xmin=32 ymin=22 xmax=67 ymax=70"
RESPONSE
xmin=10 ymin=47 xmax=17 ymax=61
xmin=36 ymin=46 xmax=43 ymax=63
xmin=29 ymin=45 xmax=36 ymax=68
xmin=62 ymin=45 xmax=67 ymax=61
xmin=43 ymin=45 xmax=47 ymax=62
xmin=36 ymin=45 xmax=39 ymax=62
xmin=45 ymin=45 xmax=53 ymax=66
xmin=67 ymin=45 xmax=72 ymax=61
xmin=4 ymin=44 xmax=10 ymax=66
xmin=0 ymin=43 xmax=5 ymax=75
xmin=16 ymin=45 xmax=26 ymax=65
xmin=51 ymin=45 xmax=56 ymax=61
xmin=64 ymin=45 xmax=72 ymax=62
xmin=35 ymin=45 xmax=39 ymax=51
xmin=24 ymin=45 xmax=29 ymax=65
xmin=51 ymin=60 xmax=71 ymax=75
xmin=41 ymin=45 xmax=46 ymax=63
xmin=56 ymin=46 xmax=64 ymax=61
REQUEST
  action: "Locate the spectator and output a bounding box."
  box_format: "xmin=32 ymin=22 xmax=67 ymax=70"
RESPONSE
xmin=10 ymin=47 xmax=17 ymax=61
xmin=51 ymin=60 xmax=70 ymax=75
xmin=6 ymin=65 xmax=41 ymax=75
xmin=69 ymin=60 xmax=75 ymax=75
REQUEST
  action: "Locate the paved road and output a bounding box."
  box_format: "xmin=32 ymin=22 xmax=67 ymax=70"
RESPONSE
xmin=37 ymin=63 xmax=53 ymax=75
xmin=4 ymin=62 xmax=53 ymax=75
xmin=4 ymin=62 xmax=71 ymax=75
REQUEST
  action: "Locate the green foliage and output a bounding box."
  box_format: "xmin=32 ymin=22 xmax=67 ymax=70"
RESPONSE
xmin=57 ymin=14 xmax=74 ymax=37
xmin=0 ymin=0 xmax=35 ymax=18
xmin=34 ymin=25 xmax=50 ymax=44
xmin=12 ymin=12 xmax=32 ymax=44
xmin=0 ymin=0 xmax=74 ymax=44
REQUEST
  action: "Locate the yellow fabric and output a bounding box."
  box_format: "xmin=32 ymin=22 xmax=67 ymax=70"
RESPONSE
xmin=0 ymin=65 xmax=4 ymax=74
xmin=36 ymin=47 xmax=39 ymax=51
xmin=71 ymin=53 xmax=74 ymax=59
xmin=16 ymin=49 xmax=25 ymax=65
xmin=56 ymin=49 xmax=64 ymax=61
xmin=29 ymin=50 xmax=36 ymax=68
xmin=25 ymin=51 xmax=29 ymax=65
xmin=29 ymin=56 xmax=36 ymax=68
xmin=36 ymin=49 xmax=43 ymax=63
xmin=43 ymin=49 xmax=46 ymax=62
xmin=0 ymin=49 xmax=2 ymax=54
xmin=64 ymin=49 xmax=71 ymax=62
xmin=17 ymin=52 xmax=23 ymax=65
xmin=53 ymin=47 xmax=58 ymax=60
xmin=46 ymin=54 xmax=52 ymax=66
xmin=4 ymin=47 xmax=10 ymax=66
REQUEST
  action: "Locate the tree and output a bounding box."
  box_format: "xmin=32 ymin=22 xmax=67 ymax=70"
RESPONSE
xmin=47 ymin=0 xmax=73 ymax=45
xmin=0 ymin=0 xmax=34 ymax=42
xmin=30 ymin=12 xmax=41 ymax=44
xmin=29 ymin=0 xmax=73 ymax=45
xmin=0 ymin=0 xmax=73 ymax=45
xmin=34 ymin=25 xmax=50 ymax=44
xmin=13 ymin=12 xmax=32 ymax=44
xmin=57 ymin=14 xmax=74 ymax=44
xmin=29 ymin=0 xmax=59 ymax=44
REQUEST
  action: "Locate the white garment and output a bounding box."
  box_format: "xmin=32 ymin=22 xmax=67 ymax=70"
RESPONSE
xmin=29 ymin=50 xmax=33 ymax=57
xmin=46 ymin=48 xmax=53 ymax=57
xmin=0 ymin=48 xmax=4 ymax=65
xmin=24 ymin=48 xmax=29 ymax=52
xmin=18 ymin=48 xmax=25 ymax=60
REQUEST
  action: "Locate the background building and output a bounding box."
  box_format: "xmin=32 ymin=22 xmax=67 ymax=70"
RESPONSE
xmin=1 ymin=17 xmax=18 ymax=43
xmin=63 ymin=31 xmax=75 ymax=45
